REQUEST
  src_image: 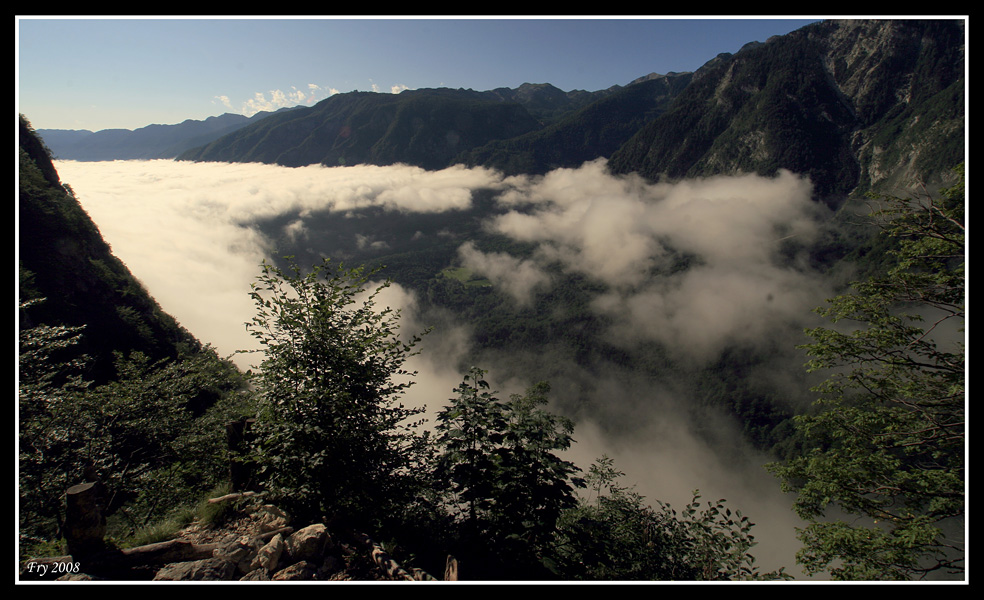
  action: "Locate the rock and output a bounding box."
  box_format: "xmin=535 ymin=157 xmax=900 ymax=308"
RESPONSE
xmin=285 ymin=523 xmax=330 ymax=563
xmin=153 ymin=557 xmax=237 ymax=581
xmin=255 ymin=505 xmax=289 ymax=533
xmin=272 ymin=560 xmax=318 ymax=580
xmin=55 ymin=573 xmax=97 ymax=581
xmin=213 ymin=543 xmax=251 ymax=564
xmin=249 ymin=532 xmax=284 ymax=572
xmin=318 ymin=554 xmax=345 ymax=578
xmin=240 ymin=568 xmax=270 ymax=581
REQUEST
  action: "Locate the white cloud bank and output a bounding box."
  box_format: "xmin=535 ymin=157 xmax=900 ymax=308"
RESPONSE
xmin=473 ymin=158 xmax=833 ymax=362
xmin=52 ymin=158 xmax=832 ymax=368
xmin=52 ymin=159 xmax=505 ymax=366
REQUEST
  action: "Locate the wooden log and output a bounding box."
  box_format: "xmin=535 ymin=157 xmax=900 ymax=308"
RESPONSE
xmin=253 ymin=526 xmax=293 ymax=544
xmin=349 ymin=531 xmax=416 ymax=581
xmin=207 ymin=491 xmax=260 ymax=504
xmin=23 ymin=539 xmax=221 ymax=576
xmin=112 ymin=539 xmax=221 ymax=566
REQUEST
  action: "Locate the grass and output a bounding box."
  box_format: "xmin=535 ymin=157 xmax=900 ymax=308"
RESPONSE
xmin=121 ymin=482 xmax=234 ymax=548
xmin=440 ymin=266 xmax=492 ymax=288
xmin=19 ymin=482 xmax=239 ymax=575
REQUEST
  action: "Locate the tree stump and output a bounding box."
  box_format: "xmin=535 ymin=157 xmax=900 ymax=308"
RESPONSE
xmin=64 ymin=482 xmax=106 ymax=557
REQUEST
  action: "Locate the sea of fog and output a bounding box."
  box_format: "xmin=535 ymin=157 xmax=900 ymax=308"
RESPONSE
xmin=50 ymin=157 xmax=839 ymax=579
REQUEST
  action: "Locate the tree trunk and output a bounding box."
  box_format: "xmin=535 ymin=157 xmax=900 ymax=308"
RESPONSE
xmin=226 ymin=418 xmax=256 ymax=492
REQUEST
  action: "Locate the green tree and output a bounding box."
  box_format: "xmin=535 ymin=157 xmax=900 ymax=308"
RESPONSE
xmin=768 ymin=166 xmax=965 ymax=580
xmin=433 ymin=367 xmax=583 ymax=579
xmin=244 ymin=258 xmax=429 ymax=530
xmin=552 ymin=456 xmax=788 ymax=580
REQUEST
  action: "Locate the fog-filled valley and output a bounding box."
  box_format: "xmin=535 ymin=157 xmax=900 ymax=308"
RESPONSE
xmin=19 ymin=18 xmax=965 ymax=582
xmin=50 ymin=157 xmax=849 ymax=575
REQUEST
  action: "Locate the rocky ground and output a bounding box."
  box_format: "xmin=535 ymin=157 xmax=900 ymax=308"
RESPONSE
xmin=25 ymin=496 xmax=438 ymax=583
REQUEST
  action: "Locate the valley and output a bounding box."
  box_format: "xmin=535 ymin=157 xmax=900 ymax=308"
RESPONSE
xmin=18 ymin=18 xmax=965 ymax=582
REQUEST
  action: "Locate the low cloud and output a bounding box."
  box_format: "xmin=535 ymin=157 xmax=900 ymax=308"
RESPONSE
xmin=489 ymin=159 xmax=832 ymax=362
xmin=52 ymin=157 xmax=832 ymax=367
xmin=457 ymin=241 xmax=550 ymax=307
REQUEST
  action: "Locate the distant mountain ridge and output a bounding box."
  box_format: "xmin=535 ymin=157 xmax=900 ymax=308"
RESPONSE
xmin=38 ymin=19 xmax=964 ymax=206
xmin=177 ymin=88 xmax=547 ymax=170
xmin=37 ymin=107 xmax=302 ymax=161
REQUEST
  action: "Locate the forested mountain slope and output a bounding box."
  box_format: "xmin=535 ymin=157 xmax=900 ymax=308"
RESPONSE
xmin=174 ymin=19 xmax=963 ymax=207
xmin=177 ymin=89 xmax=544 ymax=170
xmin=456 ymin=72 xmax=693 ymax=176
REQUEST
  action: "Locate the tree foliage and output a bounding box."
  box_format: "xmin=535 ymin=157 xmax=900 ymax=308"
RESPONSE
xmin=430 ymin=370 xmax=787 ymax=581
xmin=552 ymin=456 xmax=789 ymax=580
xmin=432 ymin=367 xmax=583 ymax=578
xmin=19 ymin=299 xmax=244 ymax=544
xmin=244 ymin=258 xmax=429 ymax=530
xmin=767 ymin=166 xmax=965 ymax=579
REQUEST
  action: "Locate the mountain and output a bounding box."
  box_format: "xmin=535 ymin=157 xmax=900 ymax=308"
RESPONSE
xmin=19 ymin=115 xmax=204 ymax=383
xmin=37 ymin=19 xmax=964 ymax=207
xmin=34 ymin=21 xmax=965 ymax=208
xmin=175 ymin=80 xmax=687 ymax=175
xmin=456 ymin=72 xmax=693 ymax=176
xmin=607 ymin=19 xmax=965 ymax=203
xmin=479 ymin=82 xmax=617 ymax=124
xmin=37 ymin=108 xmax=300 ymax=161
xmin=173 ymin=19 xmax=962 ymax=207
xmin=177 ymin=88 xmax=544 ymax=170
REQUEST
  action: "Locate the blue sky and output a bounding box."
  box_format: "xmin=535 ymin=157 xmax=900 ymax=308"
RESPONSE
xmin=17 ymin=16 xmax=822 ymax=131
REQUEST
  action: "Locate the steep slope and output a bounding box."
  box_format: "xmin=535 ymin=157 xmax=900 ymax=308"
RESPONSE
xmin=19 ymin=115 xmax=203 ymax=383
xmin=607 ymin=19 xmax=965 ymax=204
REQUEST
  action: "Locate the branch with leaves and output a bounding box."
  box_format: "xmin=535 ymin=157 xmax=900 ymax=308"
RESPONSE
xmin=767 ymin=165 xmax=965 ymax=580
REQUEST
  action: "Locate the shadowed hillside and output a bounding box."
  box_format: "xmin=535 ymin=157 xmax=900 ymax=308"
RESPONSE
xmin=19 ymin=115 xmax=203 ymax=382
